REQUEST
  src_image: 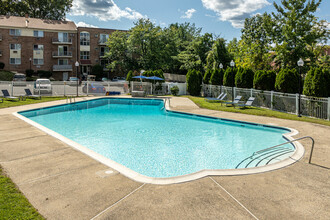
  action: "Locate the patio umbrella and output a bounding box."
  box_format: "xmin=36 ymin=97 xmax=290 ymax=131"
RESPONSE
xmin=146 ymin=76 xmax=164 ymax=95
xmin=132 ymin=75 xmax=147 ymax=79
xmin=146 ymin=76 xmax=164 ymax=81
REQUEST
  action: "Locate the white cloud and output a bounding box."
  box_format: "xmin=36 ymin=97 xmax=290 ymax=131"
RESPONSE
xmin=201 ymin=0 xmax=270 ymax=28
xmin=181 ymin=8 xmax=197 ymax=19
xmin=70 ymin=0 xmax=145 ymax=21
xmin=76 ymin=21 xmax=98 ymax=28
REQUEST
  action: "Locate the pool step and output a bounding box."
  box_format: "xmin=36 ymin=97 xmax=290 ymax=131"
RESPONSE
xmin=236 ymin=147 xmax=294 ymax=169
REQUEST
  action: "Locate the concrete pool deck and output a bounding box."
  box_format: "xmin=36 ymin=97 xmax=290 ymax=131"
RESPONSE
xmin=0 ymin=96 xmax=329 ymax=219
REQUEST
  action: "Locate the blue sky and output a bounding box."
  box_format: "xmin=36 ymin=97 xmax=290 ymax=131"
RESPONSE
xmin=67 ymin=0 xmax=330 ymax=42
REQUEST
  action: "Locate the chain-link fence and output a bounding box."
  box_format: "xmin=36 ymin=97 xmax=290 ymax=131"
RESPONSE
xmin=0 ymin=81 xmax=129 ymax=97
xmin=202 ymin=84 xmax=330 ymax=120
xmin=1 ymin=80 xmax=329 ymax=120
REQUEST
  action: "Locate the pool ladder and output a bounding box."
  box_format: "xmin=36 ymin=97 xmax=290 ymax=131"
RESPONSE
xmin=66 ymin=96 xmax=76 ymax=104
xmin=235 ymin=136 xmax=315 ymax=169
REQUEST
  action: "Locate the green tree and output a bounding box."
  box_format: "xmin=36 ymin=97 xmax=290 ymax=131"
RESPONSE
xmin=303 ymin=67 xmax=330 ymax=97
xmin=241 ymin=13 xmax=273 ymax=70
xmin=223 ymin=68 xmax=237 ymax=87
xmin=206 ymin=38 xmax=232 ymax=70
xmin=128 ymin=19 xmax=165 ymax=70
xmin=210 ymin=68 xmax=224 ymax=86
xmin=271 ymin=0 xmax=328 ymax=67
xmin=253 ymin=70 xmax=276 ymax=91
xmin=235 ymin=68 xmax=254 ymax=88
xmin=186 ymin=69 xmax=202 ymax=96
xmin=203 ymin=69 xmax=212 ymax=84
xmin=92 ymin=65 xmax=104 ymax=80
xmin=0 ymin=0 xmax=73 ymax=20
xmin=105 ymin=31 xmax=134 ymax=74
xmin=275 ymin=68 xmax=299 ymax=93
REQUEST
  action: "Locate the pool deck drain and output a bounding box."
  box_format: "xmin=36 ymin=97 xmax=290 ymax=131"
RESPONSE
xmin=0 ymin=96 xmax=329 ymax=219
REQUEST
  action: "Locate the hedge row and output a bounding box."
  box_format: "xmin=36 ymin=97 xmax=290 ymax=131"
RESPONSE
xmin=200 ymin=67 xmax=329 ymax=97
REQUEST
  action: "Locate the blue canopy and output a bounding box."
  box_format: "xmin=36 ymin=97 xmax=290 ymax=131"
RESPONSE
xmin=132 ymin=75 xmax=147 ymax=79
xmin=146 ymin=76 xmax=164 ymax=81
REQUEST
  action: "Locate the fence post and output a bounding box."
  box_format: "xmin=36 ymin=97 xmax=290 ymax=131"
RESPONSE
xmin=64 ymin=81 xmax=66 ymax=96
xmin=328 ymin=97 xmax=330 ymax=121
xmin=11 ymin=81 xmax=14 ymax=96
xmin=271 ymin=91 xmax=274 ymax=110
xmin=234 ymin=87 xmax=236 ymax=98
xmin=86 ymin=80 xmax=89 ymax=96
xmin=250 ymin=88 xmax=253 ymax=97
xmin=296 ymin=94 xmax=299 ymax=115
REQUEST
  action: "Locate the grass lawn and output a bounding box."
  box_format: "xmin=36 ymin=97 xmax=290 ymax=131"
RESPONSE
xmin=188 ymin=96 xmax=330 ymax=127
xmin=0 ymin=97 xmax=67 ymax=109
xmin=0 ymin=166 xmax=44 ymax=219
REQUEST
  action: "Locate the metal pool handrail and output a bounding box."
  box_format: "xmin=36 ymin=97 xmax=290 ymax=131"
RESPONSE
xmin=252 ymin=136 xmax=315 ymax=161
xmin=235 ymin=136 xmax=315 ymax=169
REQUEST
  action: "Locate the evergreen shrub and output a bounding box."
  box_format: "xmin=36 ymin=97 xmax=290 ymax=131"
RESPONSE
xmin=235 ymin=68 xmax=254 ymax=88
xmin=210 ymin=68 xmax=224 ymax=85
xmin=253 ymin=70 xmax=276 ymax=91
xmin=275 ymin=68 xmax=299 ymax=93
xmin=186 ymin=69 xmax=202 ymax=96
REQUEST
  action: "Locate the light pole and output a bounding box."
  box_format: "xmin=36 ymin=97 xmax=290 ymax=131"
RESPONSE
xmin=29 ymin=57 xmax=32 ymax=70
xmin=219 ymin=63 xmax=223 ymax=69
xmin=230 ymin=60 xmax=235 ymax=102
xmin=297 ymin=58 xmax=304 ymax=117
xmin=75 ymin=61 xmax=79 ymax=97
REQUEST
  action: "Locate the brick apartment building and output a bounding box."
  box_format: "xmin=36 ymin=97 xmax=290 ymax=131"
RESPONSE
xmin=0 ymin=15 xmax=122 ymax=80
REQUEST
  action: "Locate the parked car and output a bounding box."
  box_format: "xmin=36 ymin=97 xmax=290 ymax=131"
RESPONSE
xmin=67 ymin=77 xmax=79 ymax=86
xmin=112 ymin=76 xmax=126 ymax=82
xmin=12 ymin=73 xmax=27 ymax=86
xmin=82 ymin=82 xmax=106 ymax=94
xmin=34 ymin=79 xmax=52 ymax=94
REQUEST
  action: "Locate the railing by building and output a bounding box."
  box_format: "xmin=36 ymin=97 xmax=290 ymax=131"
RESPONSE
xmin=52 ymin=65 xmax=73 ymax=71
xmin=202 ymin=84 xmax=330 ymax=120
xmin=52 ymin=38 xmax=72 ymax=44
xmin=52 ymin=51 xmax=73 ymax=57
xmin=98 ymin=40 xmax=107 ymax=45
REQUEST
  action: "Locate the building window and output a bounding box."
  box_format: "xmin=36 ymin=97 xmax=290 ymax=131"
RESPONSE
xmin=80 ymin=32 xmax=90 ymax=46
xmin=10 ymin=58 xmax=21 ymax=64
xmin=33 ymin=30 xmax=44 ymax=37
xmin=33 ymin=59 xmax=44 ymax=65
xmin=58 ymin=59 xmax=68 ymax=65
xmin=9 ymin=29 xmax=21 ymax=36
xmin=10 ymin=44 xmax=21 ymax=50
xmin=58 ymin=32 xmax=69 ymax=42
xmin=99 ymin=34 xmax=109 ymax=44
xmin=33 ymin=45 xmax=44 ymax=51
xmin=80 ymin=51 xmax=90 ymax=60
xmin=100 ymin=47 xmax=109 ymax=56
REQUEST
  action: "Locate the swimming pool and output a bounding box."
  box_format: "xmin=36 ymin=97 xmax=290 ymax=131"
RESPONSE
xmin=16 ymin=98 xmax=304 ymax=184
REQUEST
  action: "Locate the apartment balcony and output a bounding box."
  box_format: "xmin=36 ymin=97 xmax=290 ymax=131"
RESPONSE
xmin=52 ymin=38 xmax=72 ymax=44
xmin=98 ymin=40 xmax=107 ymax=45
xmin=52 ymin=51 xmax=73 ymax=58
xmin=99 ymin=52 xmax=106 ymax=57
xmin=53 ymin=65 xmax=72 ymax=71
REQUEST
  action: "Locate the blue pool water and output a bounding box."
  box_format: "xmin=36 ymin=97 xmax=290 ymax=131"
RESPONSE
xmin=19 ymin=98 xmax=294 ymax=178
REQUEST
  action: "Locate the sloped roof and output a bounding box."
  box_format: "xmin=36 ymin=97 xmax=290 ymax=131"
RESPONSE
xmin=0 ymin=15 xmax=77 ymax=31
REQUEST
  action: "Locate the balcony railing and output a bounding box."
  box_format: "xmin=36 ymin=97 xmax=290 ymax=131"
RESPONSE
xmin=52 ymin=38 xmax=72 ymax=44
xmin=98 ymin=40 xmax=107 ymax=45
xmin=52 ymin=51 xmax=73 ymax=57
xmin=53 ymin=65 xmax=72 ymax=71
xmin=100 ymin=52 xmax=106 ymax=57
